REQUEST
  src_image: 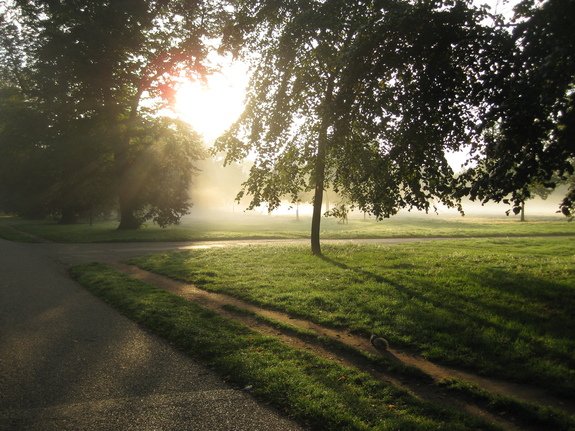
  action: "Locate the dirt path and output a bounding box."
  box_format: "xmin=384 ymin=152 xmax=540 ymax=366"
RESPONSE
xmin=111 ymin=262 xmax=575 ymax=431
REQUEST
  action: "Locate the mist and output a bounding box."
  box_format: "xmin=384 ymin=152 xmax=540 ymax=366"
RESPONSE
xmin=187 ymin=157 xmax=570 ymax=226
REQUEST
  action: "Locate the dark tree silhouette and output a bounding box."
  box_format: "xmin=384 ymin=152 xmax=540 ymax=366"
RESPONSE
xmin=460 ymin=0 xmax=575 ymax=219
xmin=1 ymin=0 xmax=224 ymax=227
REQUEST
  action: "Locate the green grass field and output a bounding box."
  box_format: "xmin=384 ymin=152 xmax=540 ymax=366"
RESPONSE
xmin=4 ymin=214 xmax=575 ymax=429
xmin=68 ymin=263 xmax=513 ymax=431
xmin=128 ymin=237 xmax=575 ymax=397
xmin=1 ymin=212 xmax=573 ymax=242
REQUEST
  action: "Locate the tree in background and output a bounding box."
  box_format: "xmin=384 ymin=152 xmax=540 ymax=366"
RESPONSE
xmin=119 ymin=117 xmax=205 ymax=228
xmin=1 ymin=0 xmax=225 ymax=228
xmin=0 ymin=87 xmax=52 ymax=218
xmin=215 ymin=0 xmax=510 ymax=255
xmin=460 ymin=0 xmax=575 ymax=219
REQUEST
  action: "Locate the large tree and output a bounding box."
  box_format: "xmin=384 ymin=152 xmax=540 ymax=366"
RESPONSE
xmin=460 ymin=0 xmax=575 ymax=218
xmin=2 ymin=0 xmax=224 ymax=227
xmin=0 ymin=10 xmax=50 ymax=216
xmin=215 ymin=0 xmax=510 ymax=255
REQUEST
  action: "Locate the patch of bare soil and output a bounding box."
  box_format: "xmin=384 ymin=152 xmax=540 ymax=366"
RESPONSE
xmin=111 ymin=262 xmax=574 ymax=431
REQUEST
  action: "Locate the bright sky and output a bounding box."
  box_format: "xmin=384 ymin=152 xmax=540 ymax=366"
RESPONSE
xmin=174 ymin=59 xmax=249 ymax=143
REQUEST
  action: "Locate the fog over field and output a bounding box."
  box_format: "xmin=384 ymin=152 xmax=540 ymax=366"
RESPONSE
xmin=188 ymin=158 xmax=570 ymax=225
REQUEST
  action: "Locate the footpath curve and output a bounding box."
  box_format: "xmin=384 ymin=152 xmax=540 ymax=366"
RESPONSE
xmin=0 ymin=238 xmax=303 ymax=431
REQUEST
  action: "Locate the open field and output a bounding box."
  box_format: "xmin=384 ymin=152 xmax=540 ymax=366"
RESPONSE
xmin=1 ymin=212 xmax=573 ymax=243
xmin=71 ymin=262 xmax=506 ymax=431
xmin=128 ymin=237 xmax=575 ymax=397
xmin=4 ymin=214 xmax=575 ymax=429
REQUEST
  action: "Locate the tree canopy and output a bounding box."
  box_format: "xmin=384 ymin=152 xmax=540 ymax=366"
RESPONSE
xmin=2 ymin=0 xmax=572 ymax=239
xmin=215 ymin=0 xmax=511 ymax=254
xmin=0 ymin=0 xmax=222 ymax=227
xmin=459 ymin=0 xmax=575 ymax=219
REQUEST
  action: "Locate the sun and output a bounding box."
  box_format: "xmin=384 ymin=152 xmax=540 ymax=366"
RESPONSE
xmin=175 ymin=61 xmax=248 ymax=143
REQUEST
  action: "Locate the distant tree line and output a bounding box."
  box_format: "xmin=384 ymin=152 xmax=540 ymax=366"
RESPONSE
xmin=1 ymin=0 xmax=573 ymax=248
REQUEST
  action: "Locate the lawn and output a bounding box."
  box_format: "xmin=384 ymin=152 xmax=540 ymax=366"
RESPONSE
xmin=0 ymin=224 xmax=40 ymax=242
xmin=127 ymin=237 xmax=575 ymax=397
xmin=1 ymin=212 xmax=573 ymax=242
xmin=69 ymin=263 xmax=507 ymax=431
xmin=5 ymin=213 xmax=575 ymax=428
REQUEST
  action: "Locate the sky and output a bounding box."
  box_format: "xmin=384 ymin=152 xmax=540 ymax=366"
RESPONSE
xmin=174 ymin=56 xmax=249 ymax=143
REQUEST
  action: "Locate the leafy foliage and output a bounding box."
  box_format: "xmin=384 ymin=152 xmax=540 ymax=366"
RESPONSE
xmin=0 ymin=87 xmax=52 ymax=217
xmin=215 ymin=0 xmax=511 ymax=254
xmin=120 ymin=117 xmax=206 ymax=228
xmin=0 ymin=0 xmax=223 ymax=227
xmin=460 ymin=0 xmax=575 ymax=218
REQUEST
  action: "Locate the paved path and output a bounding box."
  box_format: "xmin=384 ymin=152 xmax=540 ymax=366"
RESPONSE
xmin=0 ymin=238 xmax=303 ymax=431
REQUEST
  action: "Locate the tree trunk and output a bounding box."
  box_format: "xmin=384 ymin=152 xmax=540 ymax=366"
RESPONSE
xmin=116 ymin=157 xmax=142 ymax=230
xmin=520 ymin=201 xmax=525 ymax=222
xmin=310 ymin=75 xmax=334 ymax=256
xmin=115 ymin=148 xmax=143 ymax=230
xmin=311 ymin=171 xmax=324 ymax=256
xmin=108 ymin=83 xmax=144 ymax=230
xmin=117 ymin=191 xmax=141 ymax=230
xmin=296 ymin=202 xmax=299 ymax=222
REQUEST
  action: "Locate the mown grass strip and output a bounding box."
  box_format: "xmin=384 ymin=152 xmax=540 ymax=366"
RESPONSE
xmin=70 ymin=262 xmax=501 ymax=431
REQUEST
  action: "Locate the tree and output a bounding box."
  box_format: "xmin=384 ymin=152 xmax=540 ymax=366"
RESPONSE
xmin=3 ymin=0 xmax=227 ymax=228
xmin=116 ymin=116 xmax=205 ymax=227
xmin=0 ymin=87 xmax=53 ymax=217
xmin=460 ymin=0 xmax=575 ymax=218
xmin=215 ymin=0 xmax=510 ymax=255
xmin=516 ymin=181 xmax=554 ymax=221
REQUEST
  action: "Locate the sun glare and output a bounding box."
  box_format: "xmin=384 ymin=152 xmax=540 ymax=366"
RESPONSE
xmin=175 ymin=62 xmax=248 ymax=143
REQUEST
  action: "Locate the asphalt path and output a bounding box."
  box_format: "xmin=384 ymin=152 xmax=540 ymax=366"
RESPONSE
xmin=0 ymin=238 xmax=304 ymax=431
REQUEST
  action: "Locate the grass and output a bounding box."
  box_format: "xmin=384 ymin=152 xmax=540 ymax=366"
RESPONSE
xmin=0 ymin=217 xmax=42 ymax=242
xmin=0 ymin=212 xmax=573 ymax=243
xmin=127 ymin=237 xmax=575 ymax=398
xmin=438 ymin=378 xmax=575 ymax=431
xmin=69 ymin=262 xmax=503 ymax=431
xmin=224 ymin=303 xmax=575 ymax=430
xmin=0 ymin=225 xmax=41 ymax=242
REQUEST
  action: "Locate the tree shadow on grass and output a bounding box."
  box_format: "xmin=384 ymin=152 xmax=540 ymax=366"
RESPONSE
xmin=319 ymin=254 xmax=575 ymax=396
